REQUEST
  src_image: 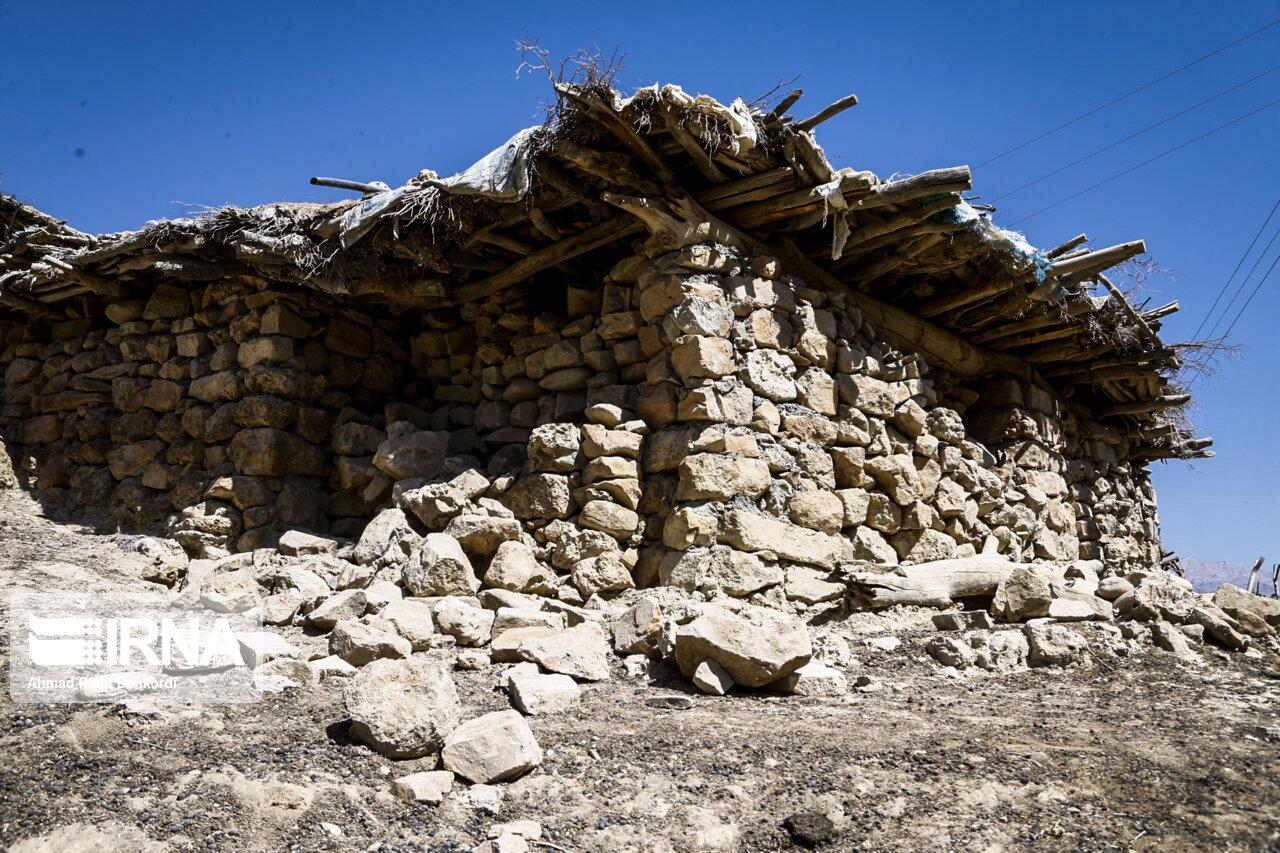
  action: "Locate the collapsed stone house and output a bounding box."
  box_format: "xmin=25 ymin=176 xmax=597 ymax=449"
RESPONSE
xmin=0 ymin=81 xmax=1210 ymax=608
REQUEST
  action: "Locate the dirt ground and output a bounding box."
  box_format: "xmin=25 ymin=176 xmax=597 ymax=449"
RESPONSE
xmin=1 ymin=488 xmax=1279 ymax=853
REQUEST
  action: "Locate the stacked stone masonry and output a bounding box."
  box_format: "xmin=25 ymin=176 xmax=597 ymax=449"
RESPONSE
xmin=0 ymin=241 xmax=1162 ymax=609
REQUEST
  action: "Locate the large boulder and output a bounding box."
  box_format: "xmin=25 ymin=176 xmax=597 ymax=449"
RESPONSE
xmin=1118 ymin=574 xmax=1199 ymax=624
xmin=344 ymin=658 xmax=461 ymax=759
xmin=674 ymin=604 xmax=812 ymax=688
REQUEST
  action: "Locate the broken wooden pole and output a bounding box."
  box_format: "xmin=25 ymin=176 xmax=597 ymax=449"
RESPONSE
xmin=1248 ymin=557 xmax=1265 ymax=595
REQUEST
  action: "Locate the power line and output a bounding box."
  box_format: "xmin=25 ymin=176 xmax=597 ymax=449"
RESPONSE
xmin=976 ymin=17 xmax=1280 ymax=169
xmin=1205 ymin=220 xmax=1280 ymax=340
xmin=1222 ymin=250 xmax=1280 ymax=338
xmin=1192 ymin=198 xmax=1280 ymax=340
xmin=992 ymin=63 xmax=1280 ymax=203
xmin=1006 ymin=95 xmax=1280 ymax=227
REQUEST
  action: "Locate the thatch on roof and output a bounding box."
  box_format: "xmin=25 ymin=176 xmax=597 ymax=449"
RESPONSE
xmin=0 ymin=80 xmax=1207 ymax=463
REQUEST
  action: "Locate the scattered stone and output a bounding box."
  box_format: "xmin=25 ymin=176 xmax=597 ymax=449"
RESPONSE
xmin=434 ymin=598 xmax=496 ymax=647
xmin=1023 ymin=623 xmax=1086 ymax=667
xmin=330 ymin=619 xmax=412 ymax=666
xmin=1151 ymin=620 xmax=1196 ymax=659
xmin=644 ymin=694 xmax=696 ymax=710
xmin=674 ymin=604 xmax=811 ymax=688
xmin=692 ymin=659 xmax=734 ymax=695
xmin=778 ymin=660 xmax=848 ymax=697
xmin=784 ymin=811 xmax=838 ymax=848
xmin=311 ymin=655 xmax=359 ymax=680
xmin=457 ymin=649 xmax=492 ymax=670
xmin=517 ymin=621 xmax=612 ymax=681
xmin=508 ymin=673 xmax=582 ymax=715
xmin=613 ymin=597 xmax=663 ymax=658
xmin=307 ymin=590 xmax=369 ymax=629
xmin=278 ymin=529 xmax=339 ymax=556
xmin=404 ymin=533 xmax=479 ymax=597
xmin=932 ymin=611 xmax=995 ymax=631
xmin=376 ymin=598 xmax=436 ymax=650
xmin=441 ymin=710 xmax=543 ymax=784
xmin=392 ymin=770 xmax=455 ymax=804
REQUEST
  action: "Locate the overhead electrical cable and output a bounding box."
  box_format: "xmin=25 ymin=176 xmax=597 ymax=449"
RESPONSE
xmin=1192 ymin=198 xmax=1280 ymax=340
xmin=1006 ymin=96 xmax=1280 ymax=227
xmin=992 ymin=63 xmax=1280 ymax=203
xmin=1222 ymin=251 xmax=1280 ymax=338
xmin=1204 ymin=220 xmax=1280 ymax=340
xmin=976 ymin=17 xmax=1280 ymax=168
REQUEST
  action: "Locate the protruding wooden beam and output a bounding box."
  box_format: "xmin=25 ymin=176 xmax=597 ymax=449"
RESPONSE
xmin=1046 ymin=234 xmax=1087 ymax=259
xmin=445 ymin=215 xmax=644 ymax=305
xmin=1098 ymin=394 xmax=1191 ymax=417
xmin=858 ymin=166 xmax=972 ymax=208
xmin=1048 ymin=240 xmax=1146 ymax=280
xmin=794 ymin=93 xmax=859 ymax=131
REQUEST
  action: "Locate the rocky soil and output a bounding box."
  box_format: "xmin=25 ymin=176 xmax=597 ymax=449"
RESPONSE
xmin=2 ymin=489 xmax=1279 ymax=852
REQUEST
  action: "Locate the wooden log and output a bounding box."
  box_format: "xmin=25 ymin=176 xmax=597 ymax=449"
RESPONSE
xmin=846 ymin=556 xmax=1028 ymax=609
xmin=1040 ymin=348 xmax=1179 ymax=378
xmin=839 ymin=195 xmax=965 ymax=254
xmin=556 ymin=84 xmax=682 ymax=187
xmin=551 ymin=140 xmax=651 ymax=189
xmin=1046 ymin=234 xmax=1088 ymax=258
xmin=1022 ymin=337 xmax=1118 ymax=364
xmin=919 ymin=239 xmax=1145 ymax=320
xmin=725 ymin=171 xmax=877 ymax=229
xmin=848 ymin=233 xmax=947 ymax=289
xmin=1097 ymin=274 xmax=1162 ymax=348
xmin=771 ymin=237 xmax=1053 ymax=388
xmin=792 ymin=131 xmax=834 ymax=183
xmin=1142 ymin=300 xmax=1179 ymax=321
xmin=1098 ymin=394 xmax=1191 ymax=417
xmin=445 ymin=215 xmax=645 ymax=305
xmin=769 ymin=89 xmax=804 ymax=119
xmin=858 ymin=166 xmax=972 ymax=208
xmin=693 ymin=167 xmax=798 ymax=210
xmin=661 ymin=107 xmax=728 ymax=183
xmin=794 ymin=93 xmax=858 ymax=131
xmin=1047 ymin=240 xmax=1146 ymax=280
xmin=826 ymin=220 xmax=965 ymax=265
xmin=603 ymin=191 xmax=768 ymax=257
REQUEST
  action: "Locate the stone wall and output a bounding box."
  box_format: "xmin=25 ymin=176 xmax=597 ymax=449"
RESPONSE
xmin=0 ymin=240 xmax=1162 ymax=604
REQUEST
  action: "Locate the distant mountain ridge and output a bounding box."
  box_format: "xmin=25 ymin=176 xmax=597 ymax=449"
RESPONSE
xmin=1179 ymin=558 xmax=1273 ymax=595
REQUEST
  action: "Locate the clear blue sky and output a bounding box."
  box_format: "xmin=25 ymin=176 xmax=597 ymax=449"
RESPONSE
xmin=2 ymin=0 xmax=1277 ymax=566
